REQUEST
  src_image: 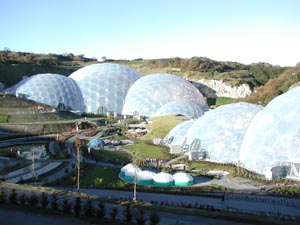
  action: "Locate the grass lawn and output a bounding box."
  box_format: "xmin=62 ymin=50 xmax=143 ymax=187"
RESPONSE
xmin=91 ymin=149 xmax=131 ymax=163
xmin=142 ymin=115 xmax=188 ymax=140
xmin=123 ymin=141 xmax=170 ymax=159
xmin=80 ymin=165 xmax=121 ymax=187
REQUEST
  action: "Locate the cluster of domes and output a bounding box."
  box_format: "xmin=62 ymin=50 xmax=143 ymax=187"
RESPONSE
xmin=120 ymin=164 xmax=194 ymax=186
xmin=5 ymin=63 xmax=207 ymax=118
xmin=165 ymin=87 xmax=300 ymax=179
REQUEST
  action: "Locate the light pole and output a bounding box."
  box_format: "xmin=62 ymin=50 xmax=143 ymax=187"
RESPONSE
xmin=75 ymin=138 xmax=81 ymax=190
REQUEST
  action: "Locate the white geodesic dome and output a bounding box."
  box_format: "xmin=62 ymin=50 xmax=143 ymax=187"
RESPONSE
xmin=69 ymin=63 xmax=141 ymax=114
xmin=154 ymin=101 xmax=204 ymax=118
xmin=5 ymin=73 xmax=84 ymax=111
xmin=122 ymin=73 xmax=208 ymax=117
xmin=184 ymin=102 xmax=263 ymax=163
xmin=164 ymin=120 xmax=195 ymax=146
xmin=239 ymin=86 xmax=300 ymax=174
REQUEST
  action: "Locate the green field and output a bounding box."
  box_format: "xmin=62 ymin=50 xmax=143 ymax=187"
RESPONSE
xmin=80 ymin=165 xmax=121 ymax=187
xmin=123 ymin=141 xmax=169 ymax=159
xmin=142 ymin=115 xmax=188 ymax=140
xmin=91 ymin=149 xmax=131 ymax=163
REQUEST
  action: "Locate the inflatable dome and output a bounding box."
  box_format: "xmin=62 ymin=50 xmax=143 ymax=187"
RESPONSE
xmin=5 ymin=73 xmax=84 ymax=111
xmin=154 ymin=101 xmax=204 ymax=118
xmin=120 ymin=163 xmax=134 ymax=176
xmin=239 ymin=87 xmax=300 ymax=175
xmin=173 ymin=172 xmax=194 ymax=186
xmin=184 ymin=102 xmax=263 ymax=163
xmin=137 ymin=170 xmax=156 ymax=185
xmin=69 ymin=63 xmax=141 ymax=114
xmin=152 ymin=172 xmax=174 ymax=186
xmin=122 ymin=73 xmax=208 ymax=117
xmin=124 ymin=167 xmax=142 ymax=181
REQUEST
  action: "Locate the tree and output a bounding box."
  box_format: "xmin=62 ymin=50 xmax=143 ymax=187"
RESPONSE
xmin=149 ymin=210 xmax=160 ymax=225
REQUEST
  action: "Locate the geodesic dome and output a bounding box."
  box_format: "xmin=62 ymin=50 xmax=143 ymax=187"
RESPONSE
xmin=184 ymin=102 xmax=263 ymax=163
xmin=5 ymin=73 xmax=84 ymax=111
xmin=152 ymin=172 xmax=174 ymax=186
xmin=239 ymin=87 xmax=300 ymax=175
xmin=164 ymin=120 xmax=195 ymax=146
xmin=69 ymin=63 xmax=141 ymax=114
xmin=87 ymin=139 xmax=105 ymax=150
xmin=154 ymin=101 xmax=204 ymax=118
xmin=122 ymin=73 xmax=208 ymax=117
xmin=173 ymin=172 xmax=194 ymax=186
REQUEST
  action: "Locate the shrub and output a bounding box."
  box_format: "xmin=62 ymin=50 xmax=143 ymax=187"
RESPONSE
xmin=0 ymin=188 xmax=6 ymax=203
xmin=41 ymin=192 xmax=49 ymax=209
xmin=149 ymin=210 xmax=160 ymax=225
xmin=123 ymin=204 xmax=133 ymax=223
xmin=97 ymin=202 xmax=105 ymax=219
xmin=84 ymin=197 xmax=94 ymax=217
xmin=51 ymin=193 xmax=58 ymax=211
xmin=19 ymin=192 xmax=26 ymax=205
xmin=28 ymin=193 xmax=38 ymax=207
xmin=74 ymin=197 xmax=81 ymax=216
xmin=134 ymin=208 xmax=147 ymax=225
xmin=109 ymin=206 xmax=118 ymax=220
xmin=8 ymin=189 xmax=17 ymax=205
xmin=62 ymin=198 xmax=71 ymax=213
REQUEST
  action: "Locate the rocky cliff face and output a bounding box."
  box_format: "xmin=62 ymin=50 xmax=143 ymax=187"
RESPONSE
xmin=197 ymin=79 xmax=252 ymax=98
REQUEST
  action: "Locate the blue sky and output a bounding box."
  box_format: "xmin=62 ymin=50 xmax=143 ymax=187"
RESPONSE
xmin=1 ymin=0 xmax=299 ymax=66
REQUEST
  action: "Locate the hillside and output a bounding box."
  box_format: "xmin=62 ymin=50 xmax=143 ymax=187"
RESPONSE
xmin=1 ymin=50 xmax=298 ymax=106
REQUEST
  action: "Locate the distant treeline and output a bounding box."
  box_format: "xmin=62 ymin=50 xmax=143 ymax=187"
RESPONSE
xmin=0 ymin=50 xmax=97 ymax=66
xmin=145 ymin=57 xmax=289 ymax=87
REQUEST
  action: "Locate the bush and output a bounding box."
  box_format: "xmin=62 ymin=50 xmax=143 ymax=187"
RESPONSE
xmin=74 ymin=197 xmax=81 ymax=216
xmin=97 ymin=202 xmax=105 ymax=219
xmin=28 ymin=193 xmax=38 ymax=207
xmin=123 ymin=204 xmax=133 ymax=224
xmin=84 ymin=197 xmax=94 ymax=217
xmin=149 ymin=210 xmax=160 ymax=225
xmin=9 ymin=189 xmax=17 ymax=205
xmin=134 ymin=208 xmax=147 ymax=225
xmin=0 ymin=188 xmax=6 ymax=203
xmin=62 ymin=198 xmax=71 ymax=213
xmin=109 ymin=206 xmax=118 ymax=220
xmin=19 ymin=192 xmax=26 ymax=205
xmin=41 ymin=192 xmax=49 ymax=209
xmin=51 ymin=193 xmax=58 ymax=211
